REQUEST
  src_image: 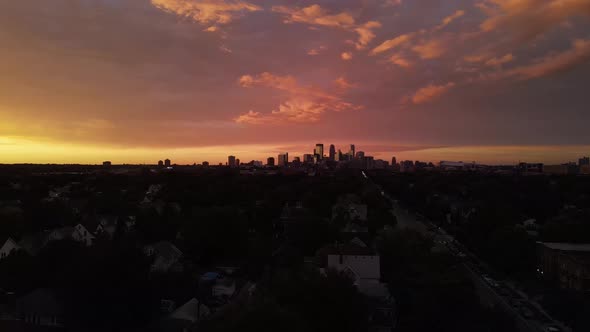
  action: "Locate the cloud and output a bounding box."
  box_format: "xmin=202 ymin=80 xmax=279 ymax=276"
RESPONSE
xmin=478 ymin=0 xmax=590 ymax=42
xmin=273 ymin=4 xmax=381 ymax=51
xmin=485 ymin=53 xmax=514 ymax=66
xmin=412 ymin=38 xmax=447 ymax=59
xmin=272 ymin=4 xmax=355 ymax=28
xmin=388 ymin=53 xmax=412 ymax=67
xmin=307 ymin=45 xmax=327 ymax=56
xmin=435 ymin=10 xmax=465 ymax=31
xmin=412 ymin=82 xmax=456 ymax=104
xmin=370 ymin=33 xmax=414 ymax=55
xmin=235 ymin=72 xmax=362 ymax=124
xmin=499 ymin=39 xmax=590 ymax=80
xmin=354 ymin=21 xmax=382 ymax=50
xmin=150 ymin=0 xmax=261 ymax=27
xmin=341 ymin=52 xmax=353 ymax=60
xmin=334 ymin=77 xmax=355 ymax=89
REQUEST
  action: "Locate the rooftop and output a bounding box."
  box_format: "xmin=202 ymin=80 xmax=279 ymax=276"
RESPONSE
xmin=540 ymin=242 xmax=590 ymax=252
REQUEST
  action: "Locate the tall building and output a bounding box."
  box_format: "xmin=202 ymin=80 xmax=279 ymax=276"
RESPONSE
xmin=303 ymin=154 xmax=314 ymax=163
xmin=579 ymin=157 xmax=590 ymax=166
xmin=278 ymin=153 xmax=289 ymax=167
xmin=336 ymin=149 xmax=343 ymax=161
xmin=158 ymin=160 xmax=164 ymax=167
xmin=356 ymin=151 xmax=365 ymax=159
xmin=329 ymin=144 xmax=336 ymax=161
xmin=267 ymin=157 xmax=275 ymax=166
xmin=349 ymin=144 xmax=356 ymax=159
xmin=228 ymin=155 xmax=237 ymax=168
xmin=314 ymin=144 xmax=324 ymax=161
xmin=164 ymin=159 xmax=171 ymax=167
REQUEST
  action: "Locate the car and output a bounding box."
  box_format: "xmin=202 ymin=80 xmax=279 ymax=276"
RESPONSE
xmin=545 ymin=326 xmax=561 ymax=332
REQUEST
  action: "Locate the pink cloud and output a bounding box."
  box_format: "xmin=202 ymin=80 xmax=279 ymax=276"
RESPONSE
xmin=412 ymin=82 xmax=456 ymax=104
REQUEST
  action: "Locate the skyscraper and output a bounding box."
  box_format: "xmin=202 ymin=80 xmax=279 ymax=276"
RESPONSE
xmin=579 ymin=157 xmax=590 ymax=166
xmin=158 ymin=160 xmax=164 ymax=167
xmin=391 ymin=157 xmax=397 ymax=166
xmin=303 ymin=154 xmax=314 ymax=163
xmin=228 ymin=155 xmax=237 ymax=167
xmin=356 ymin=151 xmax=365 ymax=159
xmin=164 ymin=159 xmax=171 ymax=167
xmin=329 ymin=144 xmax=336 ymax=160
xmin=267 ymin=157 xmax=275 ymax=166
xmin=278 ymin=153 xmax=289 ymax=166
xmin=314 ymin=144 xmax=324 ymax=161
xmin=350 ymin=144 xmax=356 ymax=159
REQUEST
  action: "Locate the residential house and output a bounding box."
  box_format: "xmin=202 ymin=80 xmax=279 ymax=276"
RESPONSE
xmin=0 ymin=238 xmax=20 ymax=260
xmin=72 ymin=224 xmax=95 ymax=247
xmin=160 ymin=298 xmax=210 ymax=332
xmin=95 ymin=215 xmax=119 ymax=238
xmin=537 ymin=242 xmax=590 ymax=291
xmin=144 ymin=242 xmax=183 ymax=273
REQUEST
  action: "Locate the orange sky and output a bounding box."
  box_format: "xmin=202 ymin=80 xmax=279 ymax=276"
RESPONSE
xmin=1 ymin=0 xmax=590 ymax=164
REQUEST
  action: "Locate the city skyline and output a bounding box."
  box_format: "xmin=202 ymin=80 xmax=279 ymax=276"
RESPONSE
xmin=1 ymin=1 xmax=590 ymax=164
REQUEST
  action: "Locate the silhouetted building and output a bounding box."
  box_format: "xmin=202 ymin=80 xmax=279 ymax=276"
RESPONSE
xmin=303 ymin=154 xmax=314 ymax=163
xmin=228 ymin=156 xmax=236 ymax=168
xmin=267 ymin=157 xmax=275 ymax=166
xmin=579 ymin=157 xmax=590 ymax=166
xmin=356 ymin=151 xmax=365 ymax=159
xmin=158 ymin=160 xmax=164 ymax=167
xmin=102 ymin=161 xmax=112 ymax=167
xmin=202 ymin=161 xmax=209 ymax=167
xmin=315 ymin=144 xmax=324 ymax=161
xmin=391 ymin=157 xmax=397 ymax=166
xmin=349 ymin=144 xmax=356 ymax=159
xmin=329 ymin=144 xmax=336 ymax=160
xmin=278 ymin=153 xmax=289 ymax=167
xmin=165 ymin=159 xmax=171 ymax=167
xmin=236 ymin=159 xmax=240 ymax=167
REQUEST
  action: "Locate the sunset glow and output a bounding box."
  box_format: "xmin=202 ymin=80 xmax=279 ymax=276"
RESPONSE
xmin=1 ymin=0 xmax=590 ymax=164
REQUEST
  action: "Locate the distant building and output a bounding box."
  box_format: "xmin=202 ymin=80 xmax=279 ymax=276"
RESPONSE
xmin=0 ymin=237 xmax=20 ymax=259
xmin=329 ymin=144 xmax=336 ymax=161
xmin=518 ymin=162 xmax=543 ymax=174
xmin=356 ymin=151 xmax=365 ymax=159
xmin=165 ymin=159 xmax=171 ymax=167
xmin=391 ymin=157 xmax=397 ymax=166
xmin=315 ymin=144 xmax=324 ymax=161
xmin=228 ymin=156 xmax=236 ymax=168
xmin=579 ymin=157 xmax=590 ymax=166
xmin=236 ymin=159 xmax=240 ymax=167
xmin=537 ymin=242 xmax=590 ymax=291
xmin=267 ymin=157 xmax=275 ymax=166
xmin=102 ymin=161 xmax=112 ymax=167
xmin=349 ymin=144 xmax=356 ymax=159
xmin=303 ymin=154 xmax=314 ymax=163
xmin=202 ymin=161 xmax=209 ymax=167
xmin=278 ymin=153 xmax=289 ymax=167
xmin=543 ymin=164 xmax=569 ymax=175
xmin=158 ymin=160 xmax=164 ymax=167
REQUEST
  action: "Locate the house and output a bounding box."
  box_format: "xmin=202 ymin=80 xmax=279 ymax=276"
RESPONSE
xmin=0 ymin=238 xmax=20 ymax=260
xmin=199 ymin=272 xmax=239 ymax=306
xmin=537 ymin=242 xmax=590 ymax=291
xmin=160 ymin=298 xmax=210 ymax=332
xmin=144 ymin=242 xmax=183 ymax=273
xmin=72 ymin=224 xmax=95 ymax=247
xmin=16 ymin=289 xmax=65 ymax=328
xmin=96 ymin=215 xmax=119 ymax=238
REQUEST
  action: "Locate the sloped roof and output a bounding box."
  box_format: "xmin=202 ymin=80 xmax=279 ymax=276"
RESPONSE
xmin=168 ymin=298 xmax=210 ymax=322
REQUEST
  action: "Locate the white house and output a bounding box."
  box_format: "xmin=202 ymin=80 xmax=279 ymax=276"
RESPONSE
xmin=0 ymin=238 xmax=20 ymax=259
xmin=72 ymin=224 xmax=95 ymax=247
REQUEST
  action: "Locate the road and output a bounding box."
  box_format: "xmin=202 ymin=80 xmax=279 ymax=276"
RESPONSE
xmin=362 ymin=172 xmax=569 ymax=332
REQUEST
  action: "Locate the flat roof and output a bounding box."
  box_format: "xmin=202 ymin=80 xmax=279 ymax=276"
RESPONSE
xmin=540 ymin=242 xmax=590 ymax=252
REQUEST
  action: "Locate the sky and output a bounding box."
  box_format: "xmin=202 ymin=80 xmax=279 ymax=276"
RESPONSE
xmin=1 ymin=0 xmax=590 ymax=165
